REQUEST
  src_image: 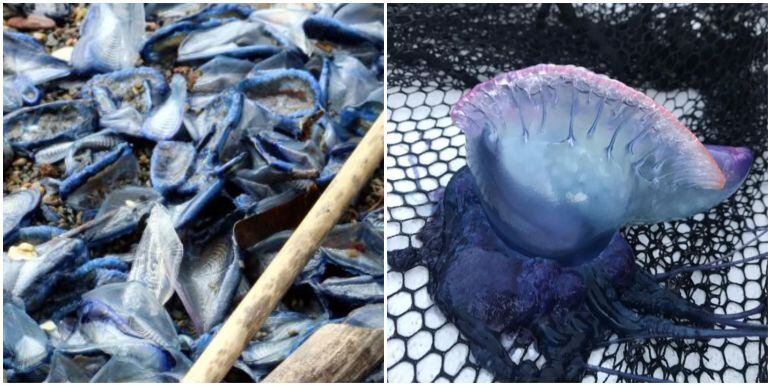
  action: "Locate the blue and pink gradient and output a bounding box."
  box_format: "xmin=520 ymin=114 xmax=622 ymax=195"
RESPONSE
xmin=451 ymin=64 xmax=752 ymax=265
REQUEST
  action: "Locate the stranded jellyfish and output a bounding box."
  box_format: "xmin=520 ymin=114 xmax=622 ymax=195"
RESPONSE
xmin=389 ymin=64 xmax=766 ymax=381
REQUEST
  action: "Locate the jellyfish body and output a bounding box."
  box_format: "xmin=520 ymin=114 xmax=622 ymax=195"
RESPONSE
xmin=389 ymin=64 xmax=765 ymax=381
xmin=451 ymin=64 xmax=753 ymax=265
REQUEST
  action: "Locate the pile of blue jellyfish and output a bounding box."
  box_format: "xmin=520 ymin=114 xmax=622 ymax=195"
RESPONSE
xmin=389 ymin=64 xmax=767 ymax=382
xmin=3 ymin=3 xmax=383 ymax=382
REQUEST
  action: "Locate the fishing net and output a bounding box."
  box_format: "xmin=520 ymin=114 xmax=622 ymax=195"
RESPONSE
xmin=385 ymin=3 xmax=768 ymax=383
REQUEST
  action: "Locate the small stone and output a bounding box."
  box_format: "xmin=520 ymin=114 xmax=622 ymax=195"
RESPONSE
xmin=51 ymin=46 xmax=74 ymax=62
xmin=12 ymin=157 xmax=28 ymax=167
xmin=39 ymin=320 xmax=57 ymax=332
xmin=39 ymin=163 xmax=60 ymax=178
xmin=42 ymin=194 xmax=61 ymax=206
xmin=125 ymin=200 xmax=137 ymax=208
xmin=65 ymin=37 xmax=77 ymax=46
xmin=46 ymin=34 xmax=58 ymax=47
xmin=32 ymin=32 xmax=46 ymax=42
xmin=316 ymin=41 xmax=335 ymax=53
xmin=185 ymin=69 xmax=201 ymax=88
xmin=8 ymin=243 xmax=38 ymax=261
xmin=73 ymin=6 xmax=87 ymax=23
xmin=6 ymin=15 xmax=56 ymax=31
xmin=146 ymin=22 xmax=159 ymax=32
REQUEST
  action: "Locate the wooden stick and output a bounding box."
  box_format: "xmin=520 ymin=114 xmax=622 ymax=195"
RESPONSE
xmin=182 ymin=113 xmax=384 ymax=383
xmin=262 ymin=323 xmax=384 ymax=383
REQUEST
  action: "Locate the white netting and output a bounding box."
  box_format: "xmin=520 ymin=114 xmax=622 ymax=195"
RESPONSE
xmin=385 ymin=84 xmax=768 ymax=383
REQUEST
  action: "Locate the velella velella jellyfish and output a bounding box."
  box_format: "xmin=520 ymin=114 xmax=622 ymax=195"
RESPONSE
xmin=3 ymin=31 xmax=71 ymax=111
xmin=70 ymin=4 xmax=145 ymax=74
xmin=388 ymin=64 xmax=767 ymax=382
xmin=4 ymin=3 xmax=383 ymax=382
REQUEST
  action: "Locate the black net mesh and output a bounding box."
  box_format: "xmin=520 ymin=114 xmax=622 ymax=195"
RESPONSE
xmin=385 ymin=3 xmax=768 ymax=383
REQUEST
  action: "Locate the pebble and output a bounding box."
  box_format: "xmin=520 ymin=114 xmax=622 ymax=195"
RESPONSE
xmin=73 ymin=6 xmax=87 ymax=23
xmin=32 ymin=32 xmax=47 ymax=42
xmin=42 ymin=194 xmax=61 ymax=206
xmin=316 ymin=41 xmax=335 ymax=54
xmin=12 ymin=157 xmax=28 ymax=167
xmin=6 ymin=15 xmax=56 ymax=30
xmin=39 ymin=320 xmax=57 ymax=332
xmin=38 ymin=164 xmax=61 ymax=178
xmin=45 ymin=34 xmax=58 ymax=47
xmin=51 ymin=46 xmax=74 ymax=62
xmin=173 ymin=66 xmax=201 ymax=88
xmin=8 ymin=243 xmax=38 ymax=261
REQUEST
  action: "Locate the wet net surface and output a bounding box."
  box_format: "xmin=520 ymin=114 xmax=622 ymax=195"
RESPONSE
xmin=385 ymin=4 xmax=768 ymax=383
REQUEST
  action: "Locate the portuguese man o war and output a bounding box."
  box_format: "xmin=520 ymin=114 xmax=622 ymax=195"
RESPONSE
xmin=388 ymin=64 xmax=767 ymax=382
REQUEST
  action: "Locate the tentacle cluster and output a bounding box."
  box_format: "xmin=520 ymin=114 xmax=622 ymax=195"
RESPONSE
xmin=388 ymin=166 xmax=767 ymax=382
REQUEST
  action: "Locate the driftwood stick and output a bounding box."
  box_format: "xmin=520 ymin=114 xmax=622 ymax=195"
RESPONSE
xmin=182 ymin=113 xmax=384 ymax=383
xmin=262 ymin=323 xmax=384 ymax=383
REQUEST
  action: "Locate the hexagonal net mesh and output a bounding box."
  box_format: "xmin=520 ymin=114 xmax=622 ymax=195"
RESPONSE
xmin=385 ymin=3 xmax=768 ymax=383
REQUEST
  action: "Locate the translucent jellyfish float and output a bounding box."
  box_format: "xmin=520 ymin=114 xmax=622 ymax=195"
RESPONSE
xmin=389 ymin=64 xmax=767 ymax=382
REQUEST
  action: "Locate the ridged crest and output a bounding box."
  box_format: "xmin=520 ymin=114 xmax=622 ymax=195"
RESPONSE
xmin=451 ymin=64 xmax=752 ymax=263
xmin=150 ymin=141 xmax=196 ymax=195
